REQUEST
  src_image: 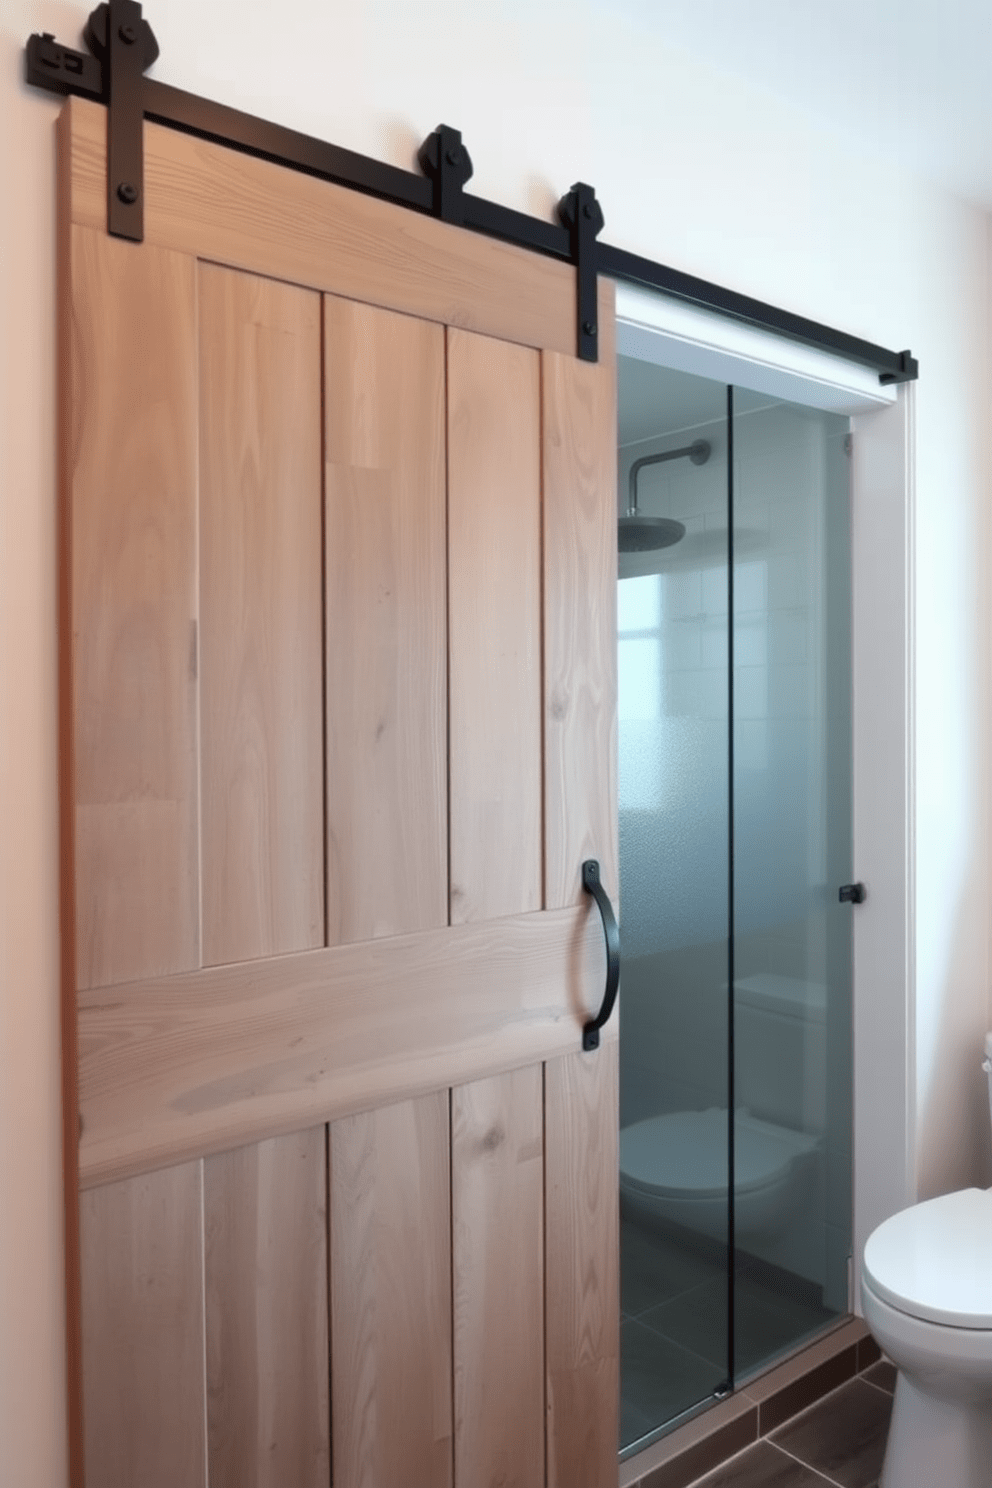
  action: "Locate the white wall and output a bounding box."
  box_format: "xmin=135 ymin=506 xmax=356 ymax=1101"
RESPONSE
xmin=3 ymin=2 xmax=990 ymax=1479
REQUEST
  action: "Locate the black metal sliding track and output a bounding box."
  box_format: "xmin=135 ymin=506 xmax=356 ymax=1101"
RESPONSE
xmin=25 ymin=2 xmax=918 ymax=382
xmin=597 ymin=243 xmax=918 ymax=384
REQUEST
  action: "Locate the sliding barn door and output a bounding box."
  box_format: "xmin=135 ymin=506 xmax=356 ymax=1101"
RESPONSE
xmin=58 ymin=94 xmax=618 ymax=1488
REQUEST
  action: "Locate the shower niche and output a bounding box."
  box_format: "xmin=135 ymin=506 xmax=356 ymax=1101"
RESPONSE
xmin=617 ymin=358 xmax=853 ymax=1453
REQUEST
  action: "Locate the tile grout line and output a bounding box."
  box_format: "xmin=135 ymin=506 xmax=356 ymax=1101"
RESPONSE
xmin=674 ymin=1428 xmax=768 ymax=1488
xmin=622 ymin=1310 xmax=735 ymax=1382
xmin=760 ymin=1366 xmax=881 ymax=1440
xmin=677 ymin=1433 xmax=853 ymax=1488
xmin=625 ymin=1327 xmax=881 ymax=1485
xmin=859 ymin=1375 xmax=895 ymax=1398
xmin=765 ymin=1439 xmax=848 ymax=1488
xmin=629 ymin=1274 xmax=721 ymax=1326
xmin=623 ymin=1397 xmax=759 ymax=1486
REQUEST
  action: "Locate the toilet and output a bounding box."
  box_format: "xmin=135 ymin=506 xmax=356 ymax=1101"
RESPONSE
xmin=619 ymin=974 xmax=825 ymax=1248
xmin=860 ymin=1032 xmax=992 ymax=1488
xmin=620 ymin=1106 xmax=818 ymax=1245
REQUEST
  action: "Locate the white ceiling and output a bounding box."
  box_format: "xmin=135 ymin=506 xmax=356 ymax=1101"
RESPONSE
xmin=614 ymin=0 xmax=992 ymax=209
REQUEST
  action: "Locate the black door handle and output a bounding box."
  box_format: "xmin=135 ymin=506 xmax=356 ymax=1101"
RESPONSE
xmin=581 ymin=859 xmax=620 ymax=1051
xmin=839 ymin=882 xmax=866 ymax=904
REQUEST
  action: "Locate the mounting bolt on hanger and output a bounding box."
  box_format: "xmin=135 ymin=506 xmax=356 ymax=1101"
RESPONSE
xmin=557 ymin=182 xmax=604 ymax=364
xmin=84 ymin=0 xmax=160 ymax=241
xmin=418 ymin=124 xmax=473 ymax=225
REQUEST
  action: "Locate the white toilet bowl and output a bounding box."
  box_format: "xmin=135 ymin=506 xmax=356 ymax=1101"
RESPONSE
xmin=862 ymin=1187 xmax=992 ymax=1488
xmin=620 ymin=1107 xmax=819 ymax=1245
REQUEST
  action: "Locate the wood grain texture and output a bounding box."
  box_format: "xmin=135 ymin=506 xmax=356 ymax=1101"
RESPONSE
xmin=330 ymin=1094 xmax=452 ymax=1488
xmin=57 ymin=105 xmax=85 ymax=1488
xmin=55 ymin=101 xmax=87 ymax=1488
xmin=543 ymin=280 xmax=619 ymax=909
xmin=324 ymin=296 xmax=447 ymax=944
xmin=447 ymin=328 xmax=543 ymax=923
xmin=80 ymin=1162 xmax=206 ymax=1488
xmin=198 ymin=264 xmax=324 ymax=966
xmin=60 ymin=95 xmax=623 ymax=1488
xmin=545 ymin=1042 xmax=620 ymax=1488
xmin=65 ymin=97 xmax=574 ymax=356
xmin=204 ymin=1130 xmax=329 ymax=1488
xmin=452 ymin=1067 xmax=545 ymax=1488
xmin=77 ymin=904 xmax=608 ymax=1187
xmin=70 ymin=223 xmax=199 ymax=989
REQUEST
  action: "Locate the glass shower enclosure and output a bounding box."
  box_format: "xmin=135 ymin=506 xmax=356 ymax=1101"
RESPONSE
xmin=617 ymin=357 xmax=853 ymax=1454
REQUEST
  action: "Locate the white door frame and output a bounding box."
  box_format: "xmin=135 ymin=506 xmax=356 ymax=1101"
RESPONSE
xmin=849 ymin=389 xmax=916 ymax=1306
xmin=614 ymin=282 xmax=917 ymax=1314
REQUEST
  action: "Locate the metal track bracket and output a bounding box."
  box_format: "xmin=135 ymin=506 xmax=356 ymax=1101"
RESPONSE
xmin=25 ymin=32 xmax=103 ymax=99
xmin=23 ymin=7 xmax=918 ymax=383
xmin=879 ymin=350 xmax=919 ymax=386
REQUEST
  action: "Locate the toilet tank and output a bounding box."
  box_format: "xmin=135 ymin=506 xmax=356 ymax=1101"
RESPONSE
xmin=733 ymin=974 xmax=826 ymax=1134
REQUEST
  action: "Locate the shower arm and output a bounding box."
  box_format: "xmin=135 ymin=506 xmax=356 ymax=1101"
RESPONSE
xmin=627 ymin=440 xmax=710 ymax=517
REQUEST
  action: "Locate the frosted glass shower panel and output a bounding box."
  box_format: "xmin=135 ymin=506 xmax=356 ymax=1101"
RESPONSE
xmin=618 ymin=369 xmax=731 ymax=1133
xmin=731 ymin=393 xmax=853 ymax=1373
xmin=617 ymin=362 xmax=731 ymax=1453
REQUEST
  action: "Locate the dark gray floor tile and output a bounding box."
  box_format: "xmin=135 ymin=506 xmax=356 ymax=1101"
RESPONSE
xmin=621 ymin=1318 xmax=725 ymax=1448
xmin=640 ymin=1272 xmax=834 ymax=1377
xmin=621 ymin=1215 xmax=723 ymax=1318
xmin=733 ymin=1274 xmax=837 ymax=1376
xmin=691 ymin=1440 xmax=829 ymax=1487
xmin=861 ymin=1359 xmax=896 ymax=1395
xmin=753 ymin=1343 xmax=857 ymax=1436
xmin=771 ymin=1377 xmax=892 ymax=1488
xmin=640 ymin=1278 xmax=730 ymax=1372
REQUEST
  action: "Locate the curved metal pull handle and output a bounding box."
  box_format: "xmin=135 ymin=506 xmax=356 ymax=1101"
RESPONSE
xmin=581 ymin=859 xmax=620 ymax=1051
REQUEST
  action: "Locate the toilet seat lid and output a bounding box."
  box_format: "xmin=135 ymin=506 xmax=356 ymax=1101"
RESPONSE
xmin=862 ymin=1188 xmax=992 ymax=1329
xmin=619 ymin=1108 xmax=816 ymax=1200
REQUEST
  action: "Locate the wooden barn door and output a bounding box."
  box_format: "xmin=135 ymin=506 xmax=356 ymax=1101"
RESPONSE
xmin=58 ymin=95 xmax=618 ymax=1488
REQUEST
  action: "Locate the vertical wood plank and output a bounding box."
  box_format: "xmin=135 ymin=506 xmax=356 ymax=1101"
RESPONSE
xmin=447 ymin=329 xmax=543 ymax=923
xmin=545 ymin=1043 xmax=620 ymax=1488
xmin=543 ymin=282 xmax=618 ymax=909
xmin=324 ymin=297 xmax=447 ymax=944
xmin=330 ymin=1094 xmax=453 ymax=1488
xmin=204 ymin=1129 xmax=330 ymax=1488
xmin=70 ymin=226 xmax=199 ymax=989
xmin=198 ymin=265 xmax=324 ymax=966
xmin=80 ymin=1163 xmax=206 ymax=1488
xmin=57 ymin=107 xmax=85 ymax=1488
xmin=452 ymin=1067 xmax=544 ymax=1488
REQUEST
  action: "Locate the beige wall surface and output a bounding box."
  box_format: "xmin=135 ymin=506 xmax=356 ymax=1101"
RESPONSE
xmin=2 ymin=2 xmax=991 ymax=1482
